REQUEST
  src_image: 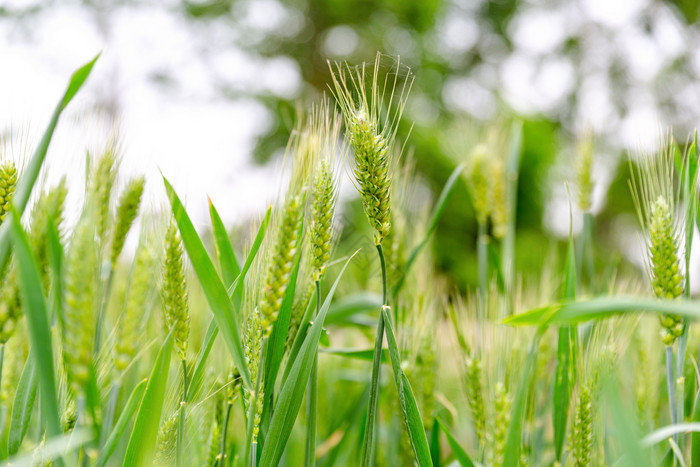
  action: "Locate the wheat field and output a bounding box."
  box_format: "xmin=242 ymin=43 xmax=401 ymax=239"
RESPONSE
xmin=1 ymin=52 xmax=700 ymax=467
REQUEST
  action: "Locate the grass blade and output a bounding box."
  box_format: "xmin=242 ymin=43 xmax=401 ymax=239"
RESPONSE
xmin=553 ymin=213 xmax=577 ymax=461
xmin=7 ymin=353 xmax=38 ymax=456
xmin=503 ymin=329 xmax=543 ymax=466
xmin=209 ymin=199 xmax=240 ymax=288
xmin=96 ymin=379 xmax=147 ymax=467
xmin=259 ymin=252 xmax=357 ymax=467
xmin=325 ymin=292 xmax=382 ymax=326
xmin=392 ymin=162 xmax=465 ymax=296
xmin=227 ymin=205 xmax=272 ymax=304
xmin=435 ymin=418 xmax=475 ymax=467
xmin=163 ymin=176 xmax=251 ymax=388
xmin=0 ymin=55 xmax=99 ymax=272
xmin=6 ymin=428 xmax=91 ymax=467
xmin=186 ymin=318 xmax=218 ymax=403
xmin=505 ymin=296 xmax=700 ymax=327
xmin=123 ymin=331 xmax=174 ymax=466
xmin=382 ymin=307 xmax=433 ymax=466
xmin=320 ymin=348 xmax=390 ymax=364
xmin=9 ymin=209 xmax=62 ymax=439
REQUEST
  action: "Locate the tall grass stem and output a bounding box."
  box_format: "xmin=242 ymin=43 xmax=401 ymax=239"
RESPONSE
xmin=666 ymin=345 xmax=678 ymax=447
xmin=177 ymin=357 xmax=188 ymax=467
xmin=218 ymin=402 xmax=232 ymax=467
xmin=305 ymin=280 xmax=321 ymax=467
xmin=360 ymin=243 xmax=388 ymax=466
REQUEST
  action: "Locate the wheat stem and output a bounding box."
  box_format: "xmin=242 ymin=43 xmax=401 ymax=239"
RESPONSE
xmin=478 ymin=221 xmax=488 ymax=305
xmin=305 ymin=280 xmax=322 ymax=467
xmin=245 ymin=339 xmax=266 ymax=467
xmin=666 ymin=345 xmax=678 ymax=445
xmin=218 ymin=401 xmax=232 ymax=467
xmin=100 ymin=381 xmax=120 ymax=447
xmin=177 ymin=357 xmax=188 ymax=467
xmin=361 ymin=243 xmax=388 ymax=466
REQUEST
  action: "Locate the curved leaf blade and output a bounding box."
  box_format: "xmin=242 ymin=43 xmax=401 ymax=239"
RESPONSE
xmin=163 ymin=177 xmax=251 ymax=388
xmin=96 ymin=379 xmax=147 ymax=467
xmin=8 ymin=353 xmax=38 ymax=455
xmin=259 ymin=252 xmax=357 ymax=466
xmin=123 ymin=332 xmax=173 ymax=466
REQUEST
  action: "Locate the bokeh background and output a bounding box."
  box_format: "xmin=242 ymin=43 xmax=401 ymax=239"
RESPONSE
xmin=3 ymin=0 xmax=700 ymax=292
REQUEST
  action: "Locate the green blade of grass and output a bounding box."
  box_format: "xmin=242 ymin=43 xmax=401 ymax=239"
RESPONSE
xmin=9 ymin=209 xmax=62 ymax=440
xmin=281 ymin=287 xmax=316 ymax=385
xmin=227 ymin=205 xmax=272 ymax=304
xmin=643 ymin=423 xmax=700 ymax=446
xmin=187 ymin=208 xmax=270 ymax=402
xmin=692 ymin=390 xmax=700 ymax=466
xmin=186 ymin=318 xmax=218 ymax=403
xmin=553 ymin=213 xmax=577 ymax=461
xmin=0 ymin=55 xmax=99 ymax=273
xmin=6 ymin=427 xmax=91 ymax=467
xmin=381 ymin=307 xmax=433 ymax=466
xmin=320 ymin=348 xmax=390 ymax=364
xmin=123 ymin=331 xmax=174 ymax=466
xmin=7 ymin=352 xmax=38 ymax=456
xmin=163 ymin=177 xmax=251 ymax=388
xmin=96 ymin=379 xmax=147 ymax=467
xmin=392 ymin=162 xmax=465 ymax=296
xmin=503 ymin=329 xmax=543 ymax=467
xmin=259 ymin=252 xmax=357 ymax=467
xmin=435 ymin=418 xmax=475 ymax=467
xmin=429 ymin=418 xmax=440 ymax=466
xmin=505 ymin=296 xmax=700 ymax=327
xmin=325 ymin=292 xmax=382 ymax=326
xmin=209 ymin=198 xmax=240 ymax=288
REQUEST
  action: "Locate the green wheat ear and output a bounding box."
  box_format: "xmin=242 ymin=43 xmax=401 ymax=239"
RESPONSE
xmin=465 ymin=356 xmax=486 ymax=447
xmin=577 ymin=133 xmax=595 ymax=213
xmin=259 ymin=193 xmax=304 ymax=335
xmin=154 ymin=412 xmax=178 ymax=465
xmin=308 ymin=102 xmax=343 ymax=277
xmin=572 ymin=384 xmax=593 ymax=467
xmin=244 ymin=307 xmax=264 ymax=442
xmin=629 ymin=142 xmax=686 ymax=345
xmin=0 ymin=161 xmax=17 ymax=224
xmin=110 ymin=176 xmax=145 ymax=265
xmin=62 ymin=218 xmax=98 ymax=396
xmin=114 ymin=237 xmax=155 ymax=374
xmin=465 ymin=144 xmax=491 ymax=226
xmin=87 ymin=148 xmax=118 ymax=241
xmin=329 ymin=53 xmax=413 ymax=245
xmin=162 ymin=221 xmax=190 ymax=360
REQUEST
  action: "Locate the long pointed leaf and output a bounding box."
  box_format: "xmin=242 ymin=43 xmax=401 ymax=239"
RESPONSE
xmin=382 ymin=307 xmax=432 ymax=466
xmin=96 ymin=379 xmax=147 ymax=467
xmin=435 ymin=418 xmax=475 ymax=467
xmin=503 ymin=329 xmax=543 ymax=466
xmin=7 ymin=353 xmax=38 ymax=455
xmin=505 ymin=296 xmax=700 ymax=327
xmin=259 ymin=252 xmax=357 ymax=466
xmin=209 ymin=199 xmax=240 ymax=288
xmin=0 ymin=55 xmax=99 ymax=272
xmin=123 ymin=332 xmax=173 ymax=466
xmin=553 ymin=216 xmax=577 ymax=461
xmin=163 ymin=177 xmax=251 ymax=388
xmin=9 ymin=209 xmax=62 ymax=439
